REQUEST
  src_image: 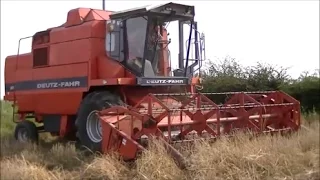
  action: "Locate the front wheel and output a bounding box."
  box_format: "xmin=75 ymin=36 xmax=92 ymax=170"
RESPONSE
xmin=75 ymin=91 xmax=124 ymax=152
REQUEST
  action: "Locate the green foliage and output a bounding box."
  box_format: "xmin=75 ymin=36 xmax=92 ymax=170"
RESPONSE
xmin=201 ymin=56 xmax=320 ymax=115
xmin=281 ymin=71 xmax=320 ymax=114
xmin=0 ymin=101 xmax=15 ymax=136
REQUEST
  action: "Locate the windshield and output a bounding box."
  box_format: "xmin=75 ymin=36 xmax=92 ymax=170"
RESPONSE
xmin=126 ymin=16 xmax=148 ymax=75
xmin=125 ymin=16 xmax=170 ymax=77
xmin=145 ymin=21 xmax=163 ymax=76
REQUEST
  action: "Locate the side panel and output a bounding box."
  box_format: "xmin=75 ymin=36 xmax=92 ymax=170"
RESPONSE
xmin=5 ymin=62 xmax=88 ymax=115
xmin=4 ymin=20 xmax=109 ymax=115
xmin=15 ymin=54 xmax=34 ymax=112
xmin=31 ymin=62 xmax=89 ymax=114
xmin=3 ymin=56 xmax=16 ymax=102
xmin=4 ymin=54 xmax=35 ymax=112
xmin=49 ymin=39 xmax=92 ymax=65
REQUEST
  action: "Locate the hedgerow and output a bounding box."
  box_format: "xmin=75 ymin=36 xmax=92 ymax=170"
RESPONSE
xmin=200 ymin=56 xmax=320 ymax=115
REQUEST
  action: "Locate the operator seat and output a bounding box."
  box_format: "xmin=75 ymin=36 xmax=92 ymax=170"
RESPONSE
xmin=143 ymin=59 xmax=156 ymax=77
xmin=128 ymin=58 xmax=156 ymax=77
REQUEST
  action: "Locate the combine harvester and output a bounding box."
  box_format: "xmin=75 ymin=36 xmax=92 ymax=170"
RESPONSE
xmin=3 ymin=2 xmax=301 ymax=168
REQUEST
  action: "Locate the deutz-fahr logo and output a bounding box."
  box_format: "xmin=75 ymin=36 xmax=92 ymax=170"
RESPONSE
xmin=146 ymin=79 xmax=185 ymax=84
xmin=37 ymin=81 xmax=81 ymax=89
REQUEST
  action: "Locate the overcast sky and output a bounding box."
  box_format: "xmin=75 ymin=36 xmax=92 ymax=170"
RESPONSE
xmin=1 ymin=0 xmax=319 ymax=97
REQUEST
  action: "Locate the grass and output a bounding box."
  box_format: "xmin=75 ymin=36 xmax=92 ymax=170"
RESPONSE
xmin=0 ymin=100 xmax=319 ymax=180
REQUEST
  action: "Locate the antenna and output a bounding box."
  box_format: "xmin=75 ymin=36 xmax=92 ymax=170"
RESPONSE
xmin=102 ymin=0 xmax=105 ymax=10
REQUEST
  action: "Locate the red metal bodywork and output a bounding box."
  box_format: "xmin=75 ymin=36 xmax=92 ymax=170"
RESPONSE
xmin=3 ymin=7 xmax=200 ymax=116
xmin=4 ymin=9 xmax=122 ymax=115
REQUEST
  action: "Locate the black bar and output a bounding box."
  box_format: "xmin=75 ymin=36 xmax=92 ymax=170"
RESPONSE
xmin=178 ymin=20 xmax=184 ymax=69
xmin=184 ymin=22 xmax=193 ymax=77
xmin=194 ymin=22 xmax=199 ymax=64
xmin=142 ymin=17 xmax=151 ymax=77
xmin=5 ymin=76 xmax=88 ymax=92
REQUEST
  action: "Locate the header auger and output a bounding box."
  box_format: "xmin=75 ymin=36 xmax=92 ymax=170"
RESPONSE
xmin=3 ymin=2 xmax=301 ymax=169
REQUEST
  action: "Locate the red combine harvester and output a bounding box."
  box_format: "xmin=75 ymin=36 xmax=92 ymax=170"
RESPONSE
xmin=4 ymin=2 xmax=301 ymax=168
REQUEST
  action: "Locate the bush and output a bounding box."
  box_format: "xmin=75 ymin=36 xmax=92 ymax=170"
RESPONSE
xmin=281 ymin=72 xmax=320 ymax=114
xmin=201 ymin=56 xmax=320 ymax=115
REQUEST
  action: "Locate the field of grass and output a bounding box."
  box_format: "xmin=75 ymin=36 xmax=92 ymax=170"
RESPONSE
xmin=0 ymin=100 xmax=319 ymax=180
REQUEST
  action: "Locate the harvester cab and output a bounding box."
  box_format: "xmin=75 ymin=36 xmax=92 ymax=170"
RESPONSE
xmin=105 ymin=2 xmax=205 ymax=86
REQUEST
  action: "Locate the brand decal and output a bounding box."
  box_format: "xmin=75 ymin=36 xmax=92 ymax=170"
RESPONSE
xmin=145 ymin=79 xmax=185 ymax=84
xmin=36 ymin=81 xmax=81 ymax=89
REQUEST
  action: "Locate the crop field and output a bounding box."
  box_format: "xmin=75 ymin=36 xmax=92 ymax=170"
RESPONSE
xmin=0 ymin=100 xmax=319 ymax=180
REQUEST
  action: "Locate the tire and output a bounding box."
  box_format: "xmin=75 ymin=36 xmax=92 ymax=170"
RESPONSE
xmin=75 ymin=91 xmax=124 ymax=152
xmin=14 ymin=120 xmax=39 ymax=144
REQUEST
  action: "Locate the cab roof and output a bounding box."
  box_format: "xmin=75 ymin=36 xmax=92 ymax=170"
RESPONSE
xmin=110 ymin=2 xmax=195 ymax=21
